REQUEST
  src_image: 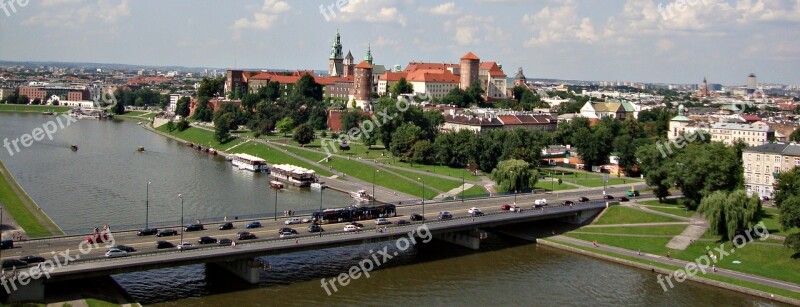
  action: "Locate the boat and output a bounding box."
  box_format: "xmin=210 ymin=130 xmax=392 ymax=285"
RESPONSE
xmin=209 ymin=149 xmax=218 ymax=155
xmin=186 ymin=143 xmax=194 ymax=147
xmin=41 ymin=111 xmax=54 ymax=115
xmin=350 ymin=190 xmax=373 ymax=202
xmin=230 ymin=153 xmax=268 ymax=172
xmin=310 ymin=182 xmax=325 ymax=190
xmin=136 ymin=146 xmax=145 ymax=152
xmin=269 ymin=181 xmax=284 ymax=189
xmin=70 ymin=145 xmax=78 ymax=151
xmin=270 ymin=164 xmax=316 ymax=187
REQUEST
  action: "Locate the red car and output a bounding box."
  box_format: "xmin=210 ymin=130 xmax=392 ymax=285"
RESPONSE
xmin=85 ymin=233 xmax=110 ymax=244
xmin=500 ymin=204 xmax=511 ymax=210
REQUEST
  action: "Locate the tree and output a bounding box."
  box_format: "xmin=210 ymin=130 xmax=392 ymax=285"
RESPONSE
xmin=341 ymin=110 xmax=362 ymax=132
xmin=790 ymin=129 xmax=800 ymax=142
xmin=779 ymin=196 xmax=800 ymax=255
xmin=197 ymin=77 xmax=225 ymax=98
xmin=292 ymin=123 xmax=316 ymax=146
xmin=490 ymin=159 xmax=539 ymax=193
xmin=276 ymin=117 xmax=295 ymax=137
xmin=774 ymin=167 xmax=800 ymax=208
xmin=17 ymin=95 xmax=29 ymax=105
xmin=390 ymin=123 xmax=424 ymax=160
xmin=698 ymin=190 xmax=761 ymax=240
xmin=390 ymin=78 xmax=413 ymax=97
xmin=213 ymin=113 xmax=235 ymax=142
xmin=176 ymin=119 xmax=190 ymax=131
xmin=192 ymin=97 xmax=213 ymax=122
xmin=636 ymin=142 xmax=673 ymax=201
xmin=411 ymin=140 xmax=435 ymax=165
xmin=293 ymin=75 xmax=323 ymax=101
xmin=31 ymin=98 xmax=41 ymax=105
xmin=111 ymin=96 xmax=125 ymax=115
xmin=466 ymin=81 xmax=485 ymax=106
xmin=175 ymin=97 xmax=191 ymax=117
xmin=441 ymin=88 xmax=471 ymax=107
xmin=166 ymin=120 xmax=176 ymax=132
xmin=671 ymin=142 xmax=743 ymax=209
xmin=512 ymin=85 xmax=528 ymax=102
xmin=241 ymin=93 xmax=260 ymax=110
xmin=257 ymin=81 xmax=281 ymax=101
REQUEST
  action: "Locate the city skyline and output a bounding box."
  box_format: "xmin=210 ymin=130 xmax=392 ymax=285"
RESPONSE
xmin=1 ymin=0 xmax=799 ymax=85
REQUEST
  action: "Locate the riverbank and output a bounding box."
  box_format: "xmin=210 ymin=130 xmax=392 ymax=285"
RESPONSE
xmin=0 ymin=104 xmax=72 ymax=114
xmin=0 ymin=159 xmax=62 ymax=238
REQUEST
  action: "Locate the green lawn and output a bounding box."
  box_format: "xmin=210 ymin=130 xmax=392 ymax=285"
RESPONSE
xmin=0 ymin=104 xmax=72 ymax=113
xmin=759 ymin=207 xmax=798 ymax=237
xmin=459 ymin=185 xmax=489 ymax=198
xmin=386 ymin=167 xmax=464 ymax=194
xmin=542 ymin=169 xmax=641 ymax=188
xmin=85 ymin=298 xmax=120 ymax=307
xmin=0 ymin=160 xmax=57 ymax=238
xmin=232 ymin=142 xmax=332 ymax=177
xmin=155 ymin=125 xmax=245 ymax=150
xmin=534 ymin=180 xmax=577 ymax=191
xmin=564 ymin=233 xmax=674 ymax=255
xmin=594 ymin=206 xmax=683 ymax=225
xmin=578 ymin=225 xmax=688 ymax=236
xmin=388 ymin=161 xmax=481 ymax=181
xmin=636 ymin=199 xmax=694 ymax=218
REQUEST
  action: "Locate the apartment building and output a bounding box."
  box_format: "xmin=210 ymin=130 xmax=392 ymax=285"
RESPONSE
xmin=742 ymin=143 xmax=800 ymax=198
xmin=710 ymin=123 xmax=774 ymax=146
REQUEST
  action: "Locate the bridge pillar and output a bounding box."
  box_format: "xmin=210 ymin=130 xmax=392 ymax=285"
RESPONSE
xmin=559 ymin=205 xmax=607 ymax=225
xmin=4 ymin=276 xmax=45 ymax=302
xmin=211 ymin=258 xmax=262 ymax=284
xmin=434 ymin=230 xmax=487 ymax=250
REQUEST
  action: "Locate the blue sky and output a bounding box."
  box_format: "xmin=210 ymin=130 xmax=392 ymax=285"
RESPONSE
xmin=1 ymin=0 xmax=799 ymax=85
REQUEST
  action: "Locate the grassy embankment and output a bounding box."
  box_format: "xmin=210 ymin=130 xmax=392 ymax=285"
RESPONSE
xmin=0 ymin=160 xmax=59 ymax=238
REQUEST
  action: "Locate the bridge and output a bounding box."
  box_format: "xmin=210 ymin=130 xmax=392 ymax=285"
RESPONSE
xmin=0 ymin=186 xmax=640 ymax=302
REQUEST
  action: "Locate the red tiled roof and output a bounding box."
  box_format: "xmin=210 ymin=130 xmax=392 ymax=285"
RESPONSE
xmin=379 ymin=72 xmax=409 ymax=81
xmin=480 ymin=62 xmax=506 ymax=78
xmin=461 ymin=52 xmax=480 ymax=60
xmin=444 ymin=114 xmax=502 ymax=126
xmin=407 ymin=70 xmax=460 ymax=83
xmin=403 ymin=62 xmax=458 ymax=73
xmin=497 ymin=115 xmax=522 ymax=125
xmin=355 ymin=61 xmax=373 ymax=69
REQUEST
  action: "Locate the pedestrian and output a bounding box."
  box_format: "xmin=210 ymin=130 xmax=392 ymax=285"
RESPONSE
xmin=232 ymin=241 xmax=236 ymax=247
xmin=666 ymin=252 xmax=671 ymax=259
xmin=637 ymin=249 xmax=641 ymax=256
xmin=592 ymin=241 xmax=598 ymax=247
xmin=712 ymin=265 xmax=717 ymax=272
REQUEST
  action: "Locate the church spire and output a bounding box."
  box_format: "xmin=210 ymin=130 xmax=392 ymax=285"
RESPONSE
xmin=364 ymin=44 xmax=373 ymax=65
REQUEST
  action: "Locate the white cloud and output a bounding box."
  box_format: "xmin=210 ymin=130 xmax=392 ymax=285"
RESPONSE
xmin=231 ymin=0 xmax=291 ymax=39
xmin=39 ymin=0 xmax=83 ymax=7
xmin=22 ymin=0 xmax=128 ymax=27
xmin=522 ymin=1 xmax=597 ymax=47
xmin=422 ymin=2 xmax=460 ymax=15
xmin=374 ymin=35 xmax=399 ymax=47
xmin=444 ymin=15 xmax=509 ymax=46
xmin=334 ymin=0 xmax=407 ymax=26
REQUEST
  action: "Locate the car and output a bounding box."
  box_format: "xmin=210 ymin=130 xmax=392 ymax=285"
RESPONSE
xmin=157 ymin=229 xmax=178 ymax=237
xmin=604 ymin=195 xmax=614 ymax=200
xmin=110 ymin=245 xmax=135 ymax=252
xmin=237 ymin=232 xmax=257 ymax=240
xmin=85 ymin=233 xmax=110 ymax=243
xmin=308 ymin=224 xmax=324 ymax=233
xmin=343 ymin=225 xmax=361 ymax=232
xmin=500 ymin=204 xmax=511 ymax=211
xmin=510 ymin=205 xmax=522 ymax=212
xmin=218 ymin=238 xmax=233 ymax=246
xmin=410 ymin=213 xmax=425 ymax=221
xmin=137 ymin=228 xmax=158 ymax=236
xmin=278 ymin=227 xmax=298 ymax=235
xmin=375 ymin=218 xmax=391 ymax=225
xmin=467 ymin=207 xmax=482 ymax=214
xmin=245 ymin=221 xmax=262 ymax=229
xmin=177 ymin=242 xmax=197 ymax=250
xmin=533 ymin=199 xmax=547 ymax=207
xmin=0 ymin=239 xmax=13 ymax=250
xmin=438 ymin=211 xmax=453 ymax=220
xmin=562 ymin=200 xmax=574 ymax=206
xmin=184 ymin=224 xmax=205 ymax=232
xmin=279 ymin=231 xmax=298 ymax=238
xmin=156 ymin=241 xmax=175 ymax=249
xmin=218 ymin=222 xmax=234 ymax=230
xmin=618 ymin=197 xmax=630 ymax=202
xmin=302 ymin=217 xmax=313 ymax=223
xmin=285 ymin=218 xmax=302 ymax=225
xmin=578 ymin=196 xmax=590 ymax=202
xmin=18 ymin=255 xmax=45 ymax=264
xmin=1 ymin=259 xmax=27 ymax=269
xmin=395 ymin=220 xmax=409 ymax=225
xmin=762 ymin=196 xmax=770 ymax=201
xmin=348 ymin=222 xmax=365 ymax=228
xmin=198 ymin=236 xmax=218 ymax=244
xmin=627 ymin=190 xmax=640 ymax=197
xmin=105 ymin=248 xmax=128 ymax=258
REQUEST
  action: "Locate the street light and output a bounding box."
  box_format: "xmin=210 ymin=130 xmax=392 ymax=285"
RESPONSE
xmin=145 ymin=181 xmax=151 ymax=230
xmin=319 ymin=186 xmax=323 ymax=238
xmin=418 ymin=177 xmax=425 ymax=217
xmin=461 ymin=170 xmax=465 ymax=203
xmin=1 ymin=205 xmax=3 ymax=260
xmin=273 ymin=186 xmax=278 ymax=221
xmin=178 ymin=194 xmax=184 ymax=247
xmin=372 ymin=169 xmax=379 ymax=206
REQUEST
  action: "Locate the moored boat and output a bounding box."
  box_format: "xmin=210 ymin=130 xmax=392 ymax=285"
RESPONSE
xmin=231 ymin=153 xmax=268 ymax=172
xmin=350 ymin=190 xmax=373 ymax=202
xmin=310 ymin=182 xmax=325 ymax=190
xmin=270 ymin=181 xmax=284 ymax=189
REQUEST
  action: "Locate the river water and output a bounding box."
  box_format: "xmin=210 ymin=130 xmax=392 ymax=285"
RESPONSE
xmin=0 ymin=113 xmax=784 ymax=306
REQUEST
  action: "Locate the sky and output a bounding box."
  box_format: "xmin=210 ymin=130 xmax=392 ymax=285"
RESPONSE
xmin=0 ymin=0 xmax=799 ymax=85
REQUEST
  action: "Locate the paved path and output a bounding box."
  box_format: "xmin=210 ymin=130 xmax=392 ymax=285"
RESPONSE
xmin=550 ymin=235 xmax=800 ymax=294
xmin=667 ymin=212 xmax=709 ymax=250
xmin=435 ymin=183 xmax=475 ymax=199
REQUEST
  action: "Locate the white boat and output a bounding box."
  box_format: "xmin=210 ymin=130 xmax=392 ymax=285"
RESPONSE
xmin=231 ymin=153 xmax=269 ymax=172
xmin=310 ymin=183 xmax=325 ymax=190
xmin=270 ymin=164 xmax=316 ymax=187
xmin=350 ymin=190 xmax=373 ymax=202
xmin=270 ymin=181 xmax=284 ymax=189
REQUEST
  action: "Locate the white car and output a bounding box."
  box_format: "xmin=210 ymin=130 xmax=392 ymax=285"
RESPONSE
xmin=467 ymin=207 xmax=481 ymax=214
xmin=510 ymin=205 xmax=522 ymax=212
xmin=343 ymin=225 xmax=361 ymax=232
xmin=301 ymin=217 xmax=313 ymax=223
xmin=533 ymin=199 xmax=547 ymax=208
xmin=104 ymin=248 xmax=128 ymax=258
xmin=280 ymin=232 xmax=298 ymax=238
xmin=177 ymin=242 xmax=198 ymax=250
xmin=375 ymin=218 xmax=391 ymax=225
xmin=285 ymin=218 xmax=302 ymax=225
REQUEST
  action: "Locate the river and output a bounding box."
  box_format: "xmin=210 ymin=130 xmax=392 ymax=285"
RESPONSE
xmin=0 ymin=113 xmax=784 ymax=306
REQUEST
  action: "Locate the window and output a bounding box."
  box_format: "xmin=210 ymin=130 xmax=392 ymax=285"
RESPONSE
xmin=796 ymin=158 xmax=800 ymax=166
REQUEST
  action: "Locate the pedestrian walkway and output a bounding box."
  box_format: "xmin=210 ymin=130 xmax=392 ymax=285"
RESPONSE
xmin=666 ymin=212 xmax=709 ymax=250
xmin=435 ymin=183 xmax=475 ymax=199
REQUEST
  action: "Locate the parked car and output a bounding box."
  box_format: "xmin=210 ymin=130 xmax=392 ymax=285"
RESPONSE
xmin=578 ymin=196 xmax=590 ymax=202
xmin=618 ymin=197 xmax=630 ymax=202
xmin=302 ymin=218 xmax=313 ymax=223
xmin=348 ymin=222 xmax=365 ymax=228
xmin=285 ymin=218 xmax=302 ymax=225
xmin=395 ymin=220 xmax=409 ymax=225
xmin=1 ymin=259 xmax=27 ymax=269
xmin=410 ymin=214 xmax=425 ymax=221
xmin=218 ymin=238 xmax=233 ymax=246
xmin=137 ymin=228 xmax=158 ymax=236
xmin=279 ymin=228 xmax=298 ymax=238
xmin=218 ymin=222 xmax=234 ymax=230
xmin=468 ymin=207 xmax=482 ymax=215
xmin=762 ymin=196 xmax=771 ymax=201
xmin=562 ymin=200 xmax=574 ymax=206
xmin=533 ymin=199 xmax=547 ymax=208
xmin=156 ymin=241 xmax=175 ymax=249
xmin=0 ymin=239 xmax=13 ymax=250
xmin=500 ymin=204 xmax=511 ymax=211
xmin=198 ymin=236 xmax=218 ymax=244
xmin=157 ymin=229 xmax=178 ymax=237
xmin=438 ymin=211 xmax=453 ymax=220
xmin=237 ymin=232 xmax=257 ymax=240
xmin=308 ymin=224 xmax=324 ymax=233
xmin=245 ymin=221 xmax=262 ymax=229
xmin=109 ymin=245 xmax=135 ymax=252
xmin=627 ymin=190 xmax=640 ymax=197
xmin=375 ymin=218 xmax=391 ymax=225
xmin=105 ymin=248 xmax=128 ymax=258
xmin=177 ymin=242 xmax=198 ymax=250
xmin=18 ymin=255 xmax=45 ymax=264
xmin=184 ymin=224 xmax=205 ymax=232
xmin=343 ymin=225 xmax=361 ymax=232
xmin=604 ymin=195 xmax=614 ymax=200
xmin=510 ymin=205 xmax=522 ymax=212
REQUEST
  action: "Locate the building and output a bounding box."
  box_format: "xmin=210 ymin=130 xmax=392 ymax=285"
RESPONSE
xmin=479 ymin=62 xmax=507 ymax=101
xmin=18 ymin=86 xmax=89 ymax=102
xmin=328 ymin=31 xmax=345 ymax=77
xmin=441 ymin=113 xmax=503 ymax=133
xmin=747 ymin=73 xmax=757 ymax=91
xmin=353 ymin=61 xmax=373 ymax=110
xmin=459 ymin=52 xmax=480 ymax=90
xmin=710 ymin=122 xmax=774 ymax=146
xmin=168 ymin=94 xmax=188 ymax=115
xmin=392 ymin=52 xmax=508 ymax=102
xmin=580 ymin=100 xmax=637 ymax=121
xmin=742 ymin=143 xmax=800 ymax=198
xmin=513 ymin=68 xmax=527 ymax=87
xmin=496 ymin=113 xmax=557 ymax=132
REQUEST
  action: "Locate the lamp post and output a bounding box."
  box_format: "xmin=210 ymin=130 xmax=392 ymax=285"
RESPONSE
xmin=274 ymin=186 xmax=278 ymax=221
xmin=178 ymin=194 xmax=184 ymax=246
xmin=146 ymin=181 xmax=151 ymax=230
xmin=372 ymin=169 xmax=379 ymax=206
xmin=461 ymin=171 xmax=465 ymax=203
xmin=1 ymin=205 xmax=3 ymax=260
xmin=418 ymin=177 xmax=425 ymax=217
xmin=319 ymin=186 xmax=323 ymax=237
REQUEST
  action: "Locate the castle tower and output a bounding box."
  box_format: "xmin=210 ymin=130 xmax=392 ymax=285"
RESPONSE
xmin=364 ymin=44 xmax=373 ymax=65
xmin=353 ymin=60 xmax=373 ymax=110
xmin=328 ymin=31 xmax=344 ymax=77
xmin=514 ymin=67 xmax=527 ymax=87
xmin=459 ymin=52 xmax=480 ymax=90
xmin=343 ymin=50 xmax=354 ymax=77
